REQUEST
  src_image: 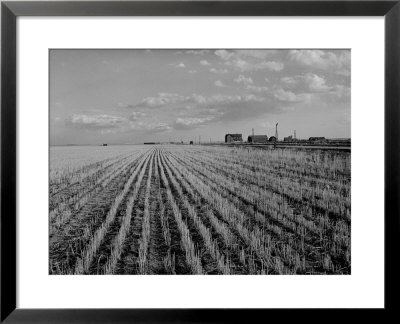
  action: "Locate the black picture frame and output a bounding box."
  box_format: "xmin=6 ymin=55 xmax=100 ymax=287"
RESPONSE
xmin=1 ymin=0 xmax=399 ymax=322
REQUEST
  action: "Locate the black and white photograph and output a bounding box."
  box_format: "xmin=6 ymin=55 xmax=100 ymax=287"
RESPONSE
xmin=49 ymin=49 xmax=351 ymax=275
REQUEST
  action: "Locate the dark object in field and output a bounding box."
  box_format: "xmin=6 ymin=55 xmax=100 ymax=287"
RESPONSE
xmin=225 ymin=134 xmax=243 ymax=143
xmin=248 ymin=135 xmax=269 ymax=144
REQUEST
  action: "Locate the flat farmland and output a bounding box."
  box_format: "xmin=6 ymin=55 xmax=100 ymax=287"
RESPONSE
xmin=49 ymin=145 xmax=351 ymax=275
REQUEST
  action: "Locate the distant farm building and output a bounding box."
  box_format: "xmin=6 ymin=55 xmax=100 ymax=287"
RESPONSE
xmin=309 ymin=137 xmax=326 ymax=142
xmin=284 ymin=135 xmax=293 ymax=142
xmin=102 ymin=144 xmax=108 ymax=146
xmin=225 ymin=134 xmax=243 ymax=143
xmin=269 ymin=136 xmax=276 ymax=142
xmin=248 ymin=135 xmax=268 ymax=143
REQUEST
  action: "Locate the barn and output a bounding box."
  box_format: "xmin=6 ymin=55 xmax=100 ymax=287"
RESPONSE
xmin=225 ymin=134 xmax=243 ymax=143
xmin=248 ymin=135 xmax=269 ymax=143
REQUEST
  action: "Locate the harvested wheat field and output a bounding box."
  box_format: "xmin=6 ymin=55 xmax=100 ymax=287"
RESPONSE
xmin=49 ymin=145 xmax=351 ymax=275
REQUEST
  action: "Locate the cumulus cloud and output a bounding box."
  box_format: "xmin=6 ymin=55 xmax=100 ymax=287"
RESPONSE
xmin=214 ymin=49 xmax=235 ymax=61
xmin=214 ymin=49 xmax=274 ymax=61
xmin=185 ymin=50 xmax=210 ymax=55
xmin=227 ymin=58 xmax=284 ymax=72
xmin=259 ymin=61 xmax=284 ymax=71
xmin=65 ymin=114 xmax=127 ymax=130
xmin=173 ymin=116 xmax=215 ymax=130
xmin=137 ymin=93 xmax=185 ymax=108
xmin=246 ymin=85 xmax=269 ymax=94
xmin=214 ymin=49 xmax=284 ymax=72
xmin=273 ymin=88 xmax=310 ymax=103
xmin=281 ymin=73 xmax=331 ymax=92
xmin=200 ymin=60 xmax=211 ymax=66
xmin=288 ymin=50 xmax=350 ymax=73
xmin=214 ymin=80 xmax=226 ymax=87
xmin=129 ymin=111 xmax=146 ymax=121
xmin=210 ymin=68 xmax=228 ymax=74
xmin=144 ymin=122 xmax=172 ymax=132
xmin=176 ymin=62 xmax=186 ymax=68
xmin=234 ymin=74 xmax=253 ymax=85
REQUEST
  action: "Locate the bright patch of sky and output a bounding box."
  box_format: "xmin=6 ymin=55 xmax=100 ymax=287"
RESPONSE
xmin=50 ymin=49 xmax=350 ymax=145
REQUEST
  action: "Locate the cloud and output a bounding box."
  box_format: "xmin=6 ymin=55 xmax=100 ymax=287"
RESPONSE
xmin=144 ymin=122 xmax=172 ymax=132
xmin=129 ymin=111 xmax=146 ymax=121
xmin=117 ymin=102 xmax=135 ymax=109
xmin=170 ymin=62 xmax=186 ymax=68
xmin=336 ymin=69 xmax=351 ymax=77
xmin=273 ymin=88 xmax=310 ymax=103
xmin=227 ymin=58 xmax=284 ymax=72
xmin=259 ymin=61 xmax=284 ymax=71
xmin=200 ymin=60 xmax=211 ymax=66
xmin=132 ymin=91 xmax=292 ymax=131
xmin=173 ymin=116 xmax=215 ymax=130
xmin=214 ymin=49 xmax=274 ymax=61
xmin=214 ymin=50 xmax=235 ymax=61
xmin=188 ymin=70 xmax=197 ymax=74
xmin=214 ymin=49 xmax=284 ymax=72
xmin=185 ymin=50 xmax=210 ymax=55
xmin=288 ymin=50 xmax=350 ymax=72
xmin=246 ymin=85 xmax=269 ymax=93
xmin=210 ymin=68 xmax=228 ymax=74
xmin=137 ymin=93 xmax=185 ymax=108
xmin=330 ymin=85 xmax=350 ymax=99
xmin=65 ymin=114 xmax=127 ymax=130
xmin=234 ymin=74 xmax=253 ymax=85
xmin=129 ymin=120 xmax=172 ymax=133
xmin=281 ymin=73 xmax=331 ymax=92
xmin=214 ymin=80 xmax=225 ymax=87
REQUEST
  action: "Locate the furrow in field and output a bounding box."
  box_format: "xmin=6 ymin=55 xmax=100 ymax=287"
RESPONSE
xmin=153 ymin=149 xmax=189 ymax=274
xmin=169 ymin=151 xmax=348 ymax=273
xmin=164 ymin=150 xmax=282 ymax=274
xmin=162 ymin=150 xmax=255 ymax=274
xmin=98 ymin=150 xmax=152 ymax=274
xmin=158 ymin=150 xmax=203 ymax=275
xmin=146 ymin=149 xmax=172 ymax=274
xmin=191 ymin=146 xmax=350 ymax=183
xmin=186 ymin=148 xmax=350 ymax=224
xmin=49 ymin=149 xmax=151 ymax=274
xmin=49 ymin=152 xmax=142 ymax=233
xmin=137 ymin=150 xmax=155 ymax=274
xmin=186 ymin=147 xmax=350 ymax=215
xmin=168 ymin=149 xmax=349 ymax=273
xmin=159 ymin=149 xmax=227 ymax=274
xmin=49 ymin=155 xmax=120 ymax=196
xmin=49 ymin=151 xmax=144 ymax=241
xmin=49 ymin=153 xmax=130 ymax=202
xmin=172 ymin=150 xmax=350 ymax=272
xmin=74 ymin=150 xmax=153 ymax=274
xmin=164 ymin=150 xmax=291 ymax=274
xmin=113 ymin=152 xmax=154 ymax=274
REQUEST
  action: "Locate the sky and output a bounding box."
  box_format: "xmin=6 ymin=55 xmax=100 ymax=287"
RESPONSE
xmin=50 ymin=49 xmax=350 ymax=145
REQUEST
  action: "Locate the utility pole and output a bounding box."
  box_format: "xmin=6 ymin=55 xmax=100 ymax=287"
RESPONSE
xmin=274 ymin=123 xmax=278 ymax=148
